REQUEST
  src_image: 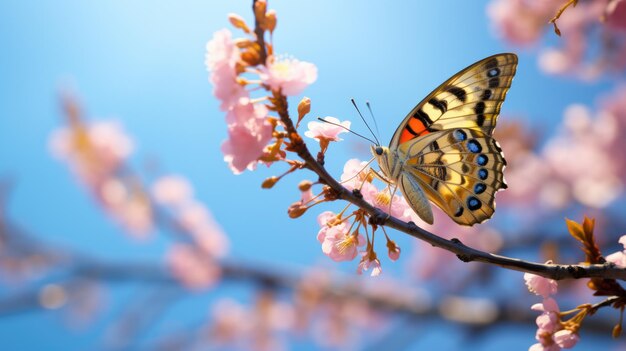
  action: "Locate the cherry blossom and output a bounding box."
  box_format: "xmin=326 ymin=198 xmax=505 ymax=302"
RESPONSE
xmin=524 ymin=270 xmax=558 ymax=298
xmin=553 ymin=329 xmax=579 ymax=349
xmin=222 ymin=98 xmax=273 ymax=174
xmin=178 ymin=201 xmax=229 ymax=258
xmin=49 ymin=120 xmax=133 ymax=187
xmin=50 ymin=119 xmax=154 ymax=237
xmin=205 ymin=29 xmax=247 ymax=111
xmin=386 ymin=238 xmax=401 ymax=261
xmin=360 ymin=182 xmax=412 ymax=222
xmin=167 ymin=244 xmax=221 ymax=290
xmin=316 ymin=211 xmax=349 ymax=246
xmin=605 ymin=235 xmax=626 ymax=267
xmin=259 ymin=56 xmax=318 ymax=96
xmin=304 ymin=116 xmax=350 ymax=143
xmin=488 ymin=0 xmax=626 ymax=78
xmin=357 ymin=249 xmax=382 ymax=277
xmin=321 ymin=228 xmax=365 ymax=262
xmin=151 ymin=175 xmax=193 ymax=206
xmin=486 ymin=0 xmax=558 ymax=46
xmin=605 ymin=0 xmax=626 ymax=31
xmin=340 ymin=158 xmax=372 ymax=190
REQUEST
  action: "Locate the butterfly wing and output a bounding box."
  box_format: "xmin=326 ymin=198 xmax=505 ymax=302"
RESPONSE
xmin=387 ymin=53 xmax=516 ymax=225
xmin=390 ymin=53 xmax=517 ymax=147
xmin=398 ymin=128 xmax=507 ymax=225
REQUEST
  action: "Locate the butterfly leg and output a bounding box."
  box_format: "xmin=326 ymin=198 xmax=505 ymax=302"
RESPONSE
xmin=369 ymin=168 xmax=393 ymax=185
xmin=386 ymin=184 xmax=398 ymax=218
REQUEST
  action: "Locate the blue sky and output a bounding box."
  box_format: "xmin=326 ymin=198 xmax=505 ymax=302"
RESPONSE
xmin=0 ymin=1 xmax=619 ymax=350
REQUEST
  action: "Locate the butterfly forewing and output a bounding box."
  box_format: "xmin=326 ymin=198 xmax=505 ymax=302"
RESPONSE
xmin=398 ymin=128 xmax=507 ymax=225
xmin=391 ymin=53 xmax=517 ymax=147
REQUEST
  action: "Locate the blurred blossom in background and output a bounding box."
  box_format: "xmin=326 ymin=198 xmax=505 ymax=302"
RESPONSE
xmin=1 ymin=1 xmax=626 ymax=350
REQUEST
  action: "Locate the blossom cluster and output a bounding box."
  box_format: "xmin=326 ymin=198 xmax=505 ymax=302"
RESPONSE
xmin=152 ymin=175 xmax=229 ymax=289
xmin=496 ymin=85 xmax=626 ymax=216
xmin=205 ymin=6 xmax=317 ymax=174
xmin=49 ymin=98 xmax=153 ymax=236
xmin=488 ymin=0 xmax=626 ymax=79
xmin=524 ymin=271 xmax=580 ymax=350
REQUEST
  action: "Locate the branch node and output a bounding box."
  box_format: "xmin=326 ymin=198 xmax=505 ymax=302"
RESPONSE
xmin=450 ymin=238 xmax=473 ymax=262
xmin=352 ymin=188 xmax=363 ymax=199
xmin=368 ymin=209 xmax=388 ymax=226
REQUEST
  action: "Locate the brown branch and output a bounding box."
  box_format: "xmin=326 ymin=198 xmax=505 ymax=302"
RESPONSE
xmin=269 ymin=87 xmax=626 ymax=282
xmin=252 ymin=0 xmax=267 ymax=64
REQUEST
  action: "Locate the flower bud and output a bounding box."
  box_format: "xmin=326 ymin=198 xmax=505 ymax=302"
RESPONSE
xmin=262 ymin=176 xmax=279 ymax=189
xmin=288 ymin=202 xmax=307 ymax=218
xmin=614 ymin=324 xmax=622 ymax=338
xmin=298 ymin=180 xmax=313 ymax=192
xmin=386 ymin=239 xmax=401 ymax=261
xmin=296 ymin=97 xmax=311 ymax=128
xmin=241 ymin=49 xmax=261 ymax=66
xmin=234 ymin=38 xmax=256 ymax=48
xmin=254 ymin=0 xmax=267 ymax=21
xmin=228 ymin=13 xmax=251 ymax=33
xmin=264 ymin=10 xmax=277 ymax=33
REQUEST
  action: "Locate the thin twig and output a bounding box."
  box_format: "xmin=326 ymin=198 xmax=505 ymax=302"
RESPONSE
xmin=549 ymin=0 xmax=578 ymax=36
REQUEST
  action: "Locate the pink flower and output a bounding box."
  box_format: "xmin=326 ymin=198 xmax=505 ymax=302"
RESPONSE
xmin=316 ymin=211 xmax=344 ymax=243
xmin=304 ymin=116 xmax=350 ymax=142
xmin=605 ymin=235 xmax=626 ymax=267
xmin=553 ymin=329 xmax=579 ymax=349
xmin=529 ymin=343 xmax=561 ymax=351
xmin=605 ymin=0 xmax=626 ymax=31
xmin=532 ymin=297 xmax=560 ymax=314
xmin=360 ymin=182 xmax=412 ymax=222
xmin=386 ymin=239 xmax=401 ymax=261
xmin=167 ymin=244 xmax=220 ymax=290
xmin=205 ymin=29 xmax=247 ymax=111
xmin=486 ymin=0 xmax=557 ymax=46
xmin=260 ymin=56 xmax=317 ymax=95
xmin=100 ymin=178 xmax=154 ymax=237
xmin=340 ymin=158 xmax=372 ymax=190
xmin=205 ymin=29 xmax=239 ymax=72
xmin=321 ymin=227 xmax=365 ymax=262
xmin=222 ymin=97 xmax=273 ymax=174
xmin=151 ymin=175 xmax=193 ymax=206
xmin=536 ymin=311 xmax=559 ymax=334
xmin=357 ymin=249 xmax=382 ymax=277
xmin=530 ymin=298 xmax=568 ymax=350
xmin=178 ymin=201 xmax=229 ymax=258
xmin=524 ymin=271 xmax=558 ymax=298
xmin=49 ymin=120 xmax=133 ymax=187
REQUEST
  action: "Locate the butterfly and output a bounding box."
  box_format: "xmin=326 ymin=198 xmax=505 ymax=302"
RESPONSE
xmin=371 ymin=53 xmax=517 ymax=226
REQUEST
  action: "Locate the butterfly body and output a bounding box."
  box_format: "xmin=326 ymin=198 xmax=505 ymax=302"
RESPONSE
xmin=371 ymin=53 xmax=517 ymax=226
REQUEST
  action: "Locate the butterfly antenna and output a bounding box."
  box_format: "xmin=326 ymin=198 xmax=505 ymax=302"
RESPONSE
xmin=351 ymin=99 xmax=380 ymax=145
xmin=317 ymin=117 xmax=377 ymax=145
xmin=365 ymin=101 xmax=382 ymax=143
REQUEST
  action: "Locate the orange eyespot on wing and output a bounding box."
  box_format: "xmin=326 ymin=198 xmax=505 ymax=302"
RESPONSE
xmin=398 ymin=111 xmax=434 ymax=144
xmin=390 ymin=53 xmax=518 ymax=148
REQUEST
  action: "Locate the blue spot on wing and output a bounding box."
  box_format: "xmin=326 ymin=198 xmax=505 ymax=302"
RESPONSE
xmin=467 ymin=139 xmax=482 ymax=153
xmin=478 ymin=168 xmax=488 ymax=180
xmin=467 ymin=196 xmax=482 ymax=211
xmin=453 ymin=129 xmax=467 ymax=141
xmin=474 ymin=183 xmax=486 ymax=194
xmin=477 ymin=154 xmax=488 ymax=166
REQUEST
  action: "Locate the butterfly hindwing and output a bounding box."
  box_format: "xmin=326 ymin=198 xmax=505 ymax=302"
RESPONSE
xmin=391 ymin=53 xmax=517 ymax=147
xmin=397 ymin=128 xmax=507 ymax=226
